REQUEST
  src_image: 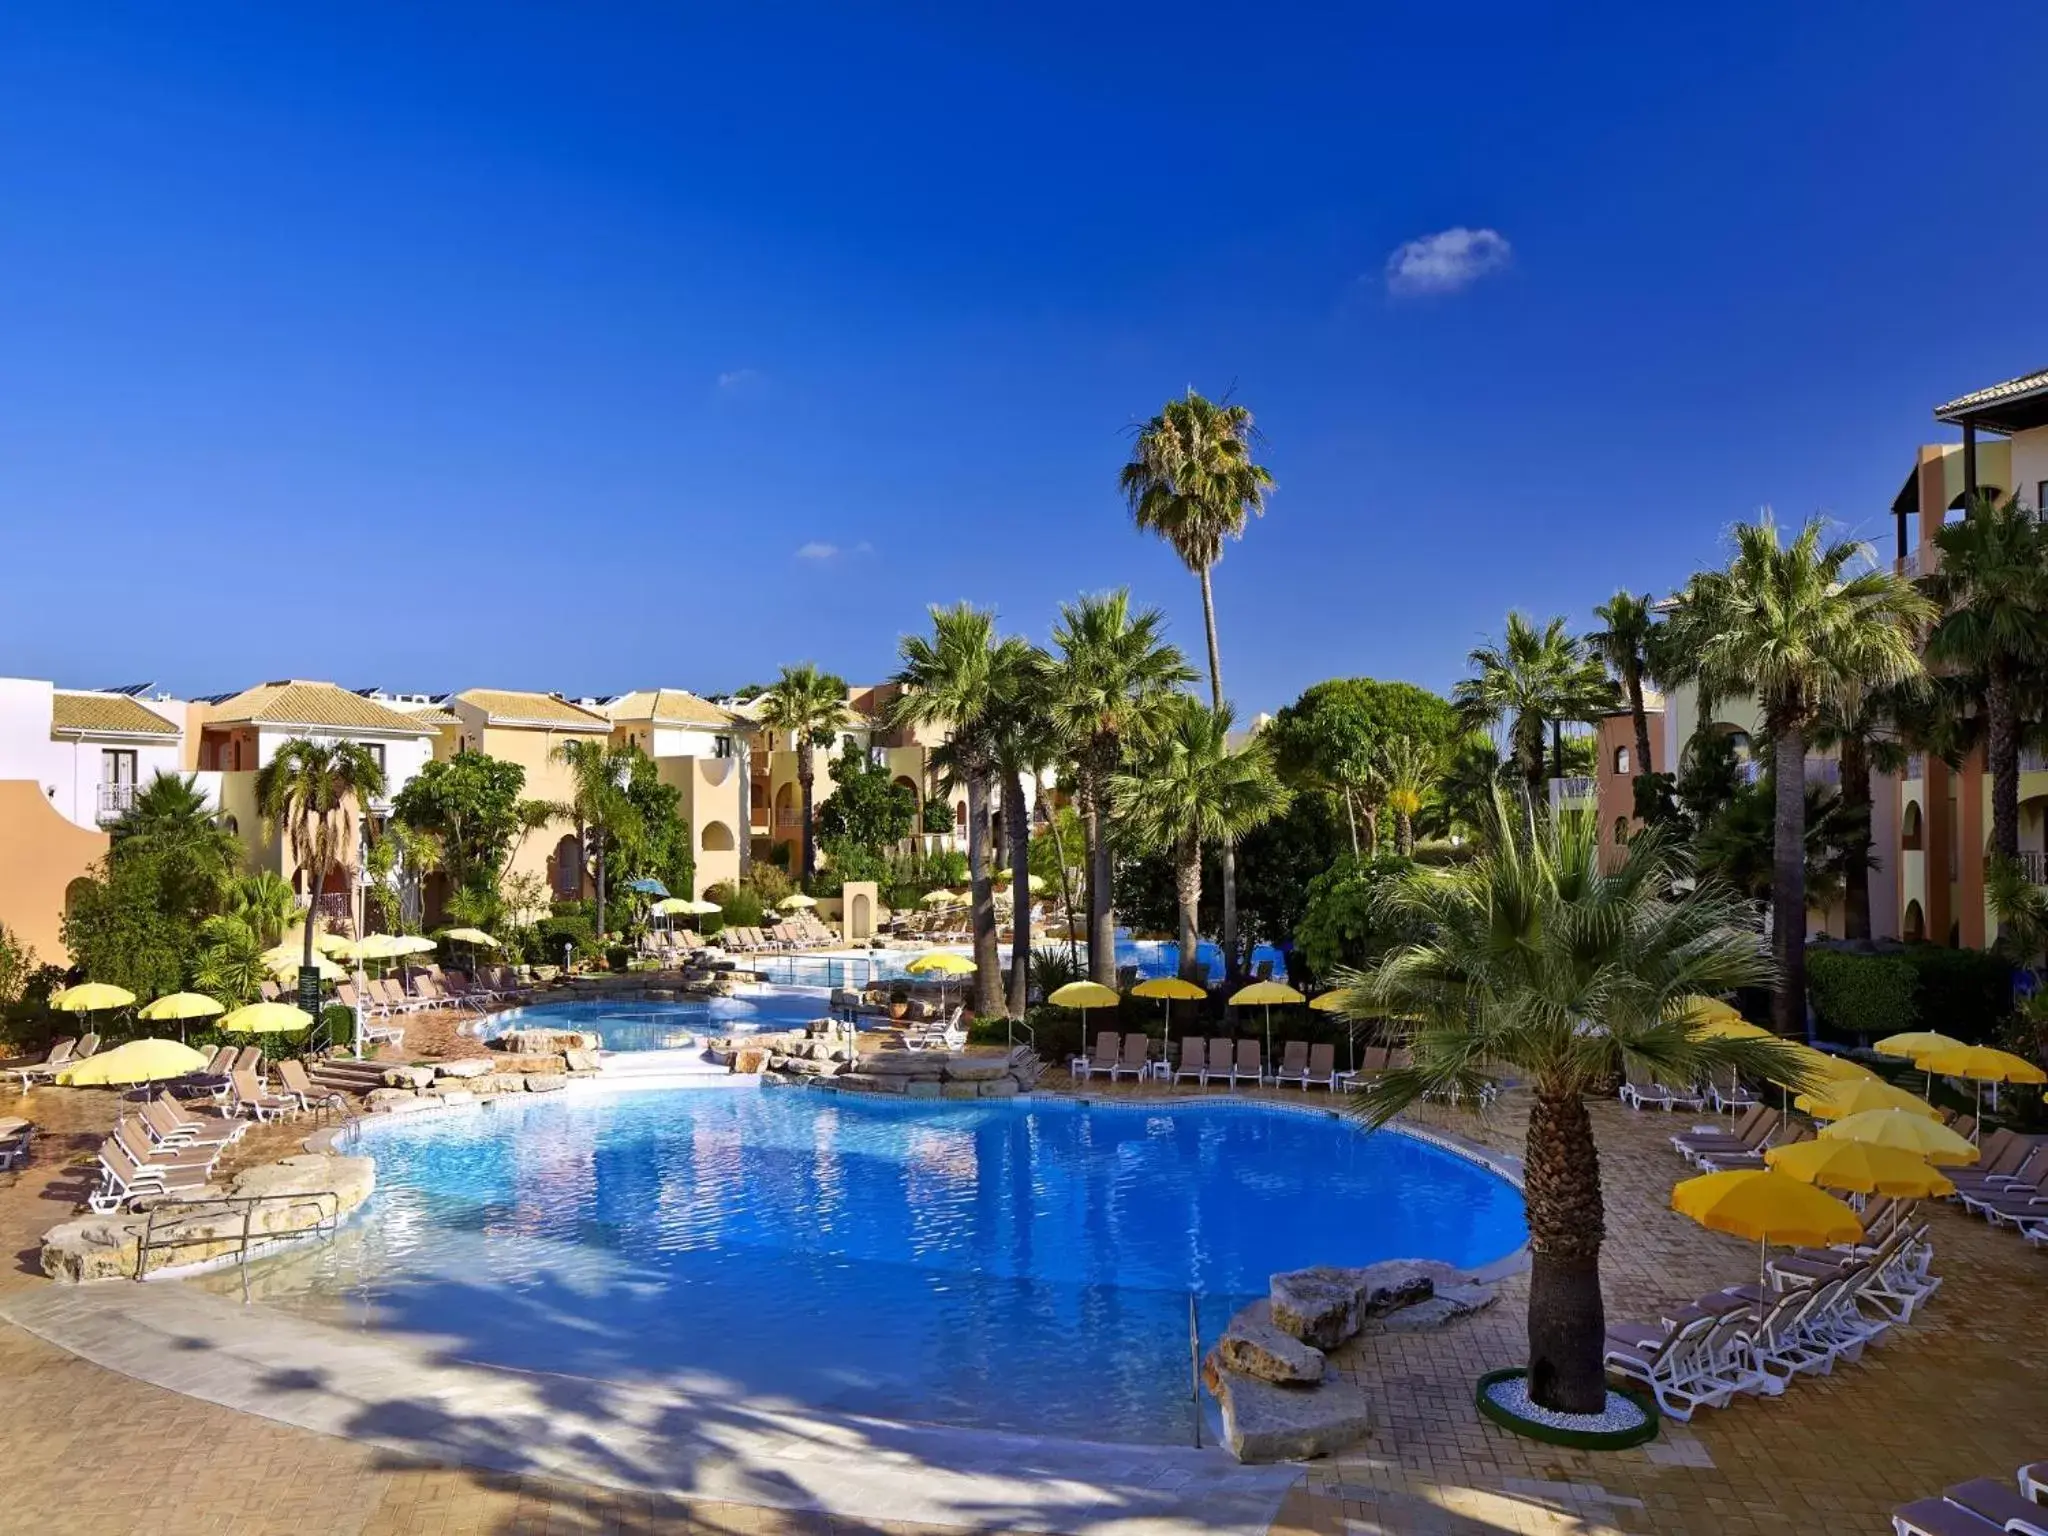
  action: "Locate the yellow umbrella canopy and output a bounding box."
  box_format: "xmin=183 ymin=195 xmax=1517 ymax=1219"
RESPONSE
xmin=1820 ymin=1109 xmax=1979 ymax=1166
xmin=1308 ymin=991 xmax=1353 ymax=1012
xmin=55 ymin=1038 xmax=207 ymax=1086
xmin=50 ymin=982 xmax=137 ymax=1013
xmin=1672 ymin=1169 xmax=1865 ymax=1248
xmin=1690 ymin=1016 xmax=1773 ymax=1041
xmin=280 ymin=927 xmax=351 ymax=957
xmin=218 ymin=1001 xmax=315 ymax=1034
xmin=137 ymin=992 xmax=226 ymax=1022
xmin=650 ymin=898 xmax=691 ymax=917
xmin=1048 ymin=980 xmax=1121 ymax=1008
xmin=335 ymin=933 xmax=415 ymax=962
xmin=1795 ymin=1077 xmax=1942 ymax=1121
xmin=1675 ymin=995 xmax=1744 ymax=1024
xmin=1131 ymin=977 xmax=1206 ymax=1000
xmin=905 ymin=952 xmax=976 ymax=976
xmin=1763 ymin=1139 xmax=1955 ymax=1198
xmin=441 ymin=928 xmax=500 ymax=947
xmin=920 ymin=889 xmax=962 ymax=906
xmin=778 ymin=893 xmax=819 ymax=911
xmin=1230 ymin=981 xmax=1306 ymax=1007
xmin=680 ymin=898 xmax=722 ymax=916
xmin=1873 ymin=1031 xmax=1967 ymax=1063
xmin=1919 ymin=1045 xmax=2047 ymax=1084
xmin=266 ymin=950 xmax=343 ymax=981
xmin=1779 ymin=1046 xmax=1876 ymax=1085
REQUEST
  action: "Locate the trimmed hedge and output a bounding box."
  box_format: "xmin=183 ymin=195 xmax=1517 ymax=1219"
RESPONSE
xmin=1805 ymin=944 xmax=2013 ymax=1045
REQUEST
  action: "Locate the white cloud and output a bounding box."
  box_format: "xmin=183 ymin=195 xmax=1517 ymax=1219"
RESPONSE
xmin=1384 ymin=227 xmax=1512 ymax=296
xmin=794 ymin=541 xmax=839 ymax=561
xmin=717 ymin=367 xmax=765 ymax=393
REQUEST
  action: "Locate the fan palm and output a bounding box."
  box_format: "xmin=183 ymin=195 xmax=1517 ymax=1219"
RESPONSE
xmin=255 ymin=738 xmax=387 ymax=984
xmin=224 ymin=871 xmax=298 ymax=948
xmin=889 ymin=605 xmax=1039 ymax=1017
xmin=1122 ymin=389 xmax=1275 ymax=980
xmin=1374 ymin=736 xmax=1438 ymax=856
xmin=756 ymin=663 xmax=850 ymax=885
xmin=106 ymin=770 xmax=242 ymax=914
xmin=549 ymin=739 xmax=642 ymax=943
xmin=1046 ymin=590 xmax=1196 ymax=985
xmin=1586 ymin=591 xmax=1660 ymax=781
xmin=1668 ymin=517 xmax=1932 ymax=1034
xmin=1921 ymin=491 xmax=2048 ymax=861
xmin=1454 ymin=613 xmax=1614 ymax=804
xmin=1336 ymin=794 xmax=1807 ymax=1413
xmin=1809 ymin=679 xmax=1917 ymax=941
xmin=1110 ymin=701 xmax=1290 ymax=985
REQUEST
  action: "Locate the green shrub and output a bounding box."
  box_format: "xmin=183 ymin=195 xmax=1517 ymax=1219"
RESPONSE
xmin=712 ymin=884 xmax=764 ymax=929
xmin=536 ymin=912 xmax=597 ymax=963
xmin=1896 ymin=945 xmax=2013 ymax=1044
xmin=1806 ymin=950 xmax=1916 ymax=1043
xmin=922 ymin=799 xmax=954 ymax=835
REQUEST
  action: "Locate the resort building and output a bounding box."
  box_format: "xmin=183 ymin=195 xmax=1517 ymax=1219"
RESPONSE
xmin=443 ymin=689 xmax=613 ymax=906
xmin=597 ymin=689 xmax=748 ymax=898
xmin=0 ymin=679 xmax=194 ymax=963
xmin=187 ymin=680 xmax=441 ymax=925
xmin=1588 ymin=694 xmax=1663 ymax=868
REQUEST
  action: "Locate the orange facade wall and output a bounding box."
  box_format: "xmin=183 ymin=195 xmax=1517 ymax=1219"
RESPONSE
xmin=0 ymin=780 xmax=110 ymax=966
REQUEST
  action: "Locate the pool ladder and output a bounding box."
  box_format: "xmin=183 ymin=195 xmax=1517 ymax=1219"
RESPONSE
xmin=133 ymin=1189 xmax=345 ymax=1302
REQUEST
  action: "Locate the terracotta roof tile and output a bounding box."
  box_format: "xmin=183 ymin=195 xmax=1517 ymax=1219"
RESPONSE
xmin=602 ymin=688 xmax=735 ymax=729
xmin=50 ymin=692 xmax=180 ymax=737
xmin=453 ymin=689 xmax=611 ymax=730
xmin=1935 ymin=367 xmax=2048 ymax=419
xmin=204 ymin=680 xmax=435 ymax=734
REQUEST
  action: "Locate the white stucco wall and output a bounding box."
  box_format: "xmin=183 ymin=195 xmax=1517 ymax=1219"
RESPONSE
xmin=250 ymin=727 xmax=433 ymax=805
xmin=2011 ymin=424 xmax=2048 ymax=514
xmin=0 ymin=680 xmax=194 ymax=831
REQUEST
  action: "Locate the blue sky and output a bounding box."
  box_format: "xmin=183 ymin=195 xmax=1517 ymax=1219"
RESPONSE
xmin=3 ymin=2 xmax=2044 ymax=715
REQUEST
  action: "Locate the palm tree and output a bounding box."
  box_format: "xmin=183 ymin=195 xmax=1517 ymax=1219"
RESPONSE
xmin=107 ymin=770 xmax=242 ymax=914
xmin=1669 ymin=518 xmax=1932 ymax=1035
xmin=255 ymin=739 xmax=388 ymax=984
xmin=1922 ymin=491 xmax=2048 ymax=862
xmin=1586 ymin=591 xmax=1660 ymax=782
xmin=1122 ymin=389 xmax=1276 ymax=982
xmin=549 ymin=739 xmax=641 ymax=944
xmin=1375 ymin=736 xmax=1438 ymax=856
xmin=1810 ymin=680 xmax=1917 ymax=941
xmin=1455 ymin=613 xmax=1614 ymax=804
xmin=756 ymin=663 xmax=850 ymax=886
xmin=1046 ymin=590 xmax=1196 ymax=985
xmin=1110 ymin=701 xmax=1290 ymax=985
xmin=987 ymin=649 xmax=1058 ymax=1018
xmin=889 ymin=605 xmax=1039 ymax=1017
xmin=1338 ymin=794 xmax=1805 ymax=1413
xmin=224 ymin=871 xmax=297 ymax=948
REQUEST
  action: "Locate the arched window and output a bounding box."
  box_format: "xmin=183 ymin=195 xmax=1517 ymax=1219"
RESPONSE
xmin=1613 ymin=746 xmax=1631 ymax=776
xmin=701 ymin=821 xmax=735 ymax=852
xmin=1613 ymin=817 xmax=1630 ymax=846
xmin=1902 ymin=900 xmax=1925 ymax=943
xmin=1901 ymin=801 xmax=1924 ymax=851
xmin=551 ymin=834 xmax=583 ymax=898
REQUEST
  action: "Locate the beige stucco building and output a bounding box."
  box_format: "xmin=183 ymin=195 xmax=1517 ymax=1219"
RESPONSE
xmin=443 ymin=689 xmax=612 ymax=906
xmin=599 ymin=689 xmax=747 ymax=899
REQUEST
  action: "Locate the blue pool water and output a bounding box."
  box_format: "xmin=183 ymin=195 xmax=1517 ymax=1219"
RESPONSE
xmin=244 ymin=1089 xmax=1525 ymax=1443
xmin=486 ymin=991 xmax=827 ymax=1052
xmin=752 ymin=937 xmax=1285 ymax=991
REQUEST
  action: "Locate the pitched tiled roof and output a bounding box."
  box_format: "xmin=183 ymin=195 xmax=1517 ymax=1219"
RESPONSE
xmin=454 ymin=689 xmax=611 ymax=730
xmin=50 ymin=692 xmax=180 ymax=738
xmin=603 ymin=688 xmax=734 ymax=728
xmin=406 ymin=707 xmax=462 ymax=728
xmin=204 ymin=680 xmax=435 ymax=734
xmin=1936 ymin=367 xmax=2048 ymax=419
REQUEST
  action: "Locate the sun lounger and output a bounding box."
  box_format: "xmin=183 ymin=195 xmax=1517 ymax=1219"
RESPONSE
xmin=1232 ymin=1040 xmax=1263 ymax=1087
xmin=1671 ymin=1104 xmax=1778 ymax=1162
xmin=1170 ymin=1037 xmax=1208 ymax=1086
xmin=1696 ymin=1123 xmax=1809 ymax=1172
xmin=2019 ymin=1462 xmax=2048 ymax=1504
xmin=277 ymin=1060 xmax=345 ymax=1114
xmin=75 ymin=1032 xmax=101 ymax=1060
xmin=1708 ymin=1065 xmax=1761 ymax=1113
xmin=0 ymin=1116 xmax=33 ymax=1169
xmin=231 ymin=1046 xmax=264 ymax=1076
xmin=89 ymin=1139 xmax=214 ymax=1213
xmin=1112 ymin=1033 xmax=1152 ymax=1082
xmin=230 ymin=1067 xmax=295 ymax=1122
xmin=1602 ymin=1312 xmax=1730 ymax=1421
xmin=1892 ymin=1497 xmax=2012 ymax=1536
xmin=143 ymin=1094 xmax=239 ymax=1153
xmin=1070 ymin=1031 xmax=1119 ymax=1081
xmin=1938 ymin=1481 xmax=2048 ymax=1536
xmin=114 ymin=1116 xmax=217 ymax=1173
xmin=1272 ymin=1040 xmax=1311 ymax=1088
xmin=9 ymin=1037 xmax=76 ymax=1091
xmin=1304 ymin=1042 xmax=1349 ymax=1092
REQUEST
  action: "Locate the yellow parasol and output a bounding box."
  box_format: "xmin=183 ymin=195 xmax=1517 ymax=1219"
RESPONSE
xmin=1918 ymin=1044 xmax=2047 ymax=1128
xmin=1676 ymin=995 xmax=1745 ymax=1024
xmin=441 ymin=928 xmax=500 ymax=947
xmin=1873 ymin=1031 xmax=1966 ymax=1062
xmin=1050 ymin=980 xmax=1121 ymax=1059
xmin=55 ymin=1038 xmax=206 ymax=1086
xmin=1690 ymin=1017 xmax=1773 ymax=1041
xmin=1131 ymin=976 xmax=1205 ymax=1074
xmin=650 ymin=897 xmax=691 ymax=917
xmin=1672 ymin=1168 xmax=1864 ymax=1319
xmin=1230 ymin=980 xmax=1305 ymax=1069
xmin=778 ymin=893 xmax=818 ymax=911
xmin=137 ymin=991 xmax=225 ymax=1042
xmin=680 ymin=898 xmax=722 ymax=916
xmin=905 ymin=950 xmax=976 ymax=1013
xmin=1794 ymin=1077 xmax=1942 ymax=1121
xmin=218 ymin=1001 xmax=315 ymax=1035
xmin=920 ymin=889 xmax=962 ymax=907
xmin=51 ymin=982 xmax=137 ymax=1014
xmin=266 ymin=949 xmax=343 ymax=981
xmin=1820 ymin=1109 xmax=1979 ymax=1166
xmin=1763 ymin=1138 xmax=1955 ymax=1199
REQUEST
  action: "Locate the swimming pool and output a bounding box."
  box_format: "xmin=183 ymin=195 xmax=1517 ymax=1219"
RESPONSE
xmin=752 ymin=936 xmax=1286 ymax=991
xmin=485 ymin=990 xmax=829 ymax=1052
xmin=236 ymin=1089 xmax=1525 ymax=1444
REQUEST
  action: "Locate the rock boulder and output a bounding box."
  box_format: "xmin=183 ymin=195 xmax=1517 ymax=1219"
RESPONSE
xmin=1270 ymin=1267 xmax=1365 ymax=1349
xmin=1212 ymin=1300 xmax=1325 ymax=1384
xmin=1207 ymin=1366 xmax=1372 ymax=1463
xmin=432 ymin=1058 xmax=494 ymax=1080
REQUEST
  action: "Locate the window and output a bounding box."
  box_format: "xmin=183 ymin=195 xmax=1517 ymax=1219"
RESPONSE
xmin=365 ymin=742 xmax=386 ymax=775
xmin=713 ymin=735 xmax=734 ymax=759
xmin=1613 ymin=746 xmax=1631 ymax=776
xmin=1613 ymin=817 xmax=1630 ymax=846
xmin=2038 ymin=480 xmax=2047 ymax=517
xmin=100 ymin=748 xmax=137 ymax=786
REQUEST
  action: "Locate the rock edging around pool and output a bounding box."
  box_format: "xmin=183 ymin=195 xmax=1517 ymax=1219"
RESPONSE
xmin=364 ymin=1029 xmax=607 ymax=1113
xmin=40 ymin=1148 xmax=377 ymax=1283
xmin=1203 ymin=1258 xmax=1500 ymax=1463
xmin=712 ymin=1019 xmax=1045 ymax=1099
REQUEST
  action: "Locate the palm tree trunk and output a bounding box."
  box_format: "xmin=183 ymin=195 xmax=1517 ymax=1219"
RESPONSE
xmin=1523 ymin=1086 xmax=1608 ymax=1413
xmin=797 ymin=741 xmax=817 ymax=885
xmin=1772 ymin=721 xmax=1808 ymax=1038
xmin=1396 ymin=810 xmax=1414 ymax=857
xmin=965 ymin=771 xmax=1001 ymax=1016
xmin=1627 ymin=668 xmax=1653 ymax=780
xmin=1989 ymin=657 xmax=2019 ymax=861
xmin=1839 ymin=734 xmax=1873 ymax=943
xmin=1175 ymin=828 xmax=1203 ymax=986
xmin=1342 ymin=789 xmax=1359 ymax=857
xmin=1198 ymin=564 xmax=1242 ymax=984
xmin=1005 ymin=774 xmax=1032 ymax=1019
xmin=1083 ymin=770 xmax=1117 ymax=988
xmin=594 ymin=830 xmax=607 ymax=944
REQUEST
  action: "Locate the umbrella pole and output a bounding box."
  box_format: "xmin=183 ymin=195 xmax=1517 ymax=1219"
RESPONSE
xmin=1757 ymin=1233 xmax=1767 ymax=1326
xmin=1162 ymin=1000 xmax=1170 ymax=1091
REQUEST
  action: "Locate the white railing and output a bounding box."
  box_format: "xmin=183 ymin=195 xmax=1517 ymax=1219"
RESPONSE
xmin=2018 ymin=851 xmax=2048 ymax=886
xmin=2021 ymin=748 xmax=2048 ymax=773
xmin=1905 ymin=754 xmax=1925 ymax=780
xmin=1548 ymin=776 xmax=1597 ymax=808
xmin=95 ymin=782 xmax=137 ymax=822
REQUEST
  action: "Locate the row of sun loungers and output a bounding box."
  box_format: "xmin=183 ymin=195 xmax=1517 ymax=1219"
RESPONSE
xmin=1068 ymin=1033 xmax=1388 ymax=1090
xmin=1621 ymin=1065 xmax=1760 ymax=1113
xmin=1603 ymin=1222 xmax=1942 ymax=1422
xmin=88 ymin=1064 xmax=345 ymax=1212
xmin=9 ymin=1033 xmax=101 ymax=1091
xmin=900 ymin=1007 xmax=966 ymax=1051
xmin=1892 ymin=1462 xmax=2048 ymax=1536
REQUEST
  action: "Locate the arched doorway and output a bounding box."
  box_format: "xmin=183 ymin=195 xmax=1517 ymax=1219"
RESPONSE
xmin=701 ymin=821 xmax=735 ymax=852
xmin=1902 ymin=900 xmax=1925 ymax=942
xmin=1901 ymin=800 xmax=1924 ymax=850
xmin=550 ymin=834 xmax=583 ymax=899
xmin=850 ymin=892 xmax=872 ymax=940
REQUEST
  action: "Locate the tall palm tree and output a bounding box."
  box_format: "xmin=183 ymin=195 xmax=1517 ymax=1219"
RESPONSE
xmin=255 ymin=738 xmax=387 ymax=984
xmin=1339 ymin=795 xmax=1805 ymax=1413
xmin=1046 ymin=591 xmax=1196 ymax=985
xmin=756 ymin=663 xmax=850 ymax=886
xmin=1122 ymin=389 xmax=1275 ymax=983
xmin=1922 ymin=491 xmax=2048 ymax=862
xmin=889 ymin=605 xmax=1038 ymax=1017
xmin=987 ymin=649 xmax=1058 ymax=1019
xmin=1586 ymin=590 xmax=1660 ymax=781
xmin=1455 ymin=613 xmax=1615 ymax=804
xmin=549 ymin=739 xmax=641 ymax=943
xmin=1374 ymin=736 xmax=1438 ymax=856
xmin=1669 ymin=518 xmax=1932 ymax=1035
xmin=1110 ymin=701 xmax=1290 ymax=985
xmin=1810 ymin=680 xmax=1917 ymax=942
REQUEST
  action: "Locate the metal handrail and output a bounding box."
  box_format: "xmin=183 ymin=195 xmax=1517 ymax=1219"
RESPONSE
xmin=134 ymin=1188 xmax=345 ymax=1299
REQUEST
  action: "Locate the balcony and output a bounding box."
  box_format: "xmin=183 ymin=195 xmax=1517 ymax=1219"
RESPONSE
xmin=2018 ymin=851 xmax=2048 ymax=886
xmin=1548 ymin=776 xmax=1597 ymax=810
xmin=95 ymin=782 xmax=137 ymax=824
xmin=1905 ymin=754 xmax=1925 ymax=780
xmin=2022 ymin=748 xmax=2048 ymax=773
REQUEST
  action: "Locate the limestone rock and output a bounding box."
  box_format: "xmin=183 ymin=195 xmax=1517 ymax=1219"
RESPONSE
xmin=1213 ymin=1300 xmax=1325 ymax=1384
xmin=381 ymin=1066 xmax=435 ymax=1089
xmin=1208 ymin=1366 xmax=1372 ymax=1463
xmin=490 ymin=1052 xmax=571 ymax=1075
xmin=433 ymin=1058 xmax=494 ymax=1080
xmin=941 ymin=1081 xmax=979 ymax=1099
xmin=493 ymin=1028 xmax=601 ymax=1054
xmin=365 ymin=1087 xmax=424 ymax=1112
xmin=562 ymin=1049 xmax=602 ymax=1074
xmin=523 ymin=1073 xmax=568 ymax=1093
xmin=422 ymin=1087 xmax=476 ymax=1106
xmin=40 ymin=1215 xmax=146 ymax=1282
xmin=732 ymin=1048 xmax=768 ymax=1075
xmin=978 ymin=1077 xmax=1019 ymax=1098
xmin=835 ymin=1073 xmax=880 ymax=1092
xmin=233 ymin=1153 xmax=376 ymax=1224
xmin=943 ymin=1055 xmax=1010 ymax=1081
xmin=1270 ymin=1267 xmax=1365 ymax=1349
xmin=777 ymin=1056 xmax=842 ymax=1079
xmin=865 ymin=1051 xmax=947 ymax=1077
xmin=902 ymin=1079 xmax=940 ymax=1098
xmin=1369 ymin=1282 xmax=1498 ymax=1334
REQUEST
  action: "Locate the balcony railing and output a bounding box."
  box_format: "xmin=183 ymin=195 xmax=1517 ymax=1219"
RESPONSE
xmin=1548 ymin=776 xmax=1597 ymax=808
xmin=2022 ymin=748 xmax=2048 ymax=773
xmin=95 ymin=782 xmax=138 ymax=823
xmin=2018 ymin=851 xmax=2048 ymax=886
xmin=1905 ymin=754 xmax=1925 ymax=780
